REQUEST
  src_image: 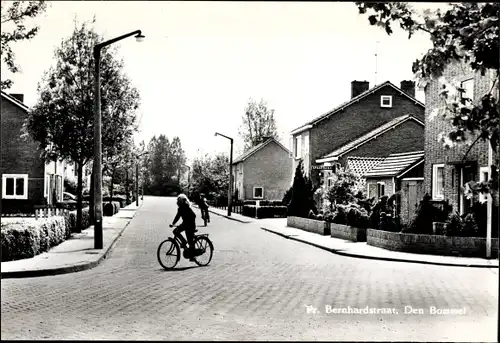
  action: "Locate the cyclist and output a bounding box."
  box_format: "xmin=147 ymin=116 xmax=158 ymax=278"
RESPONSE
xmin=198 ymin=193 xmax=210 ymax=224
xmin=169 ymin=194 xmax=197 ymax=261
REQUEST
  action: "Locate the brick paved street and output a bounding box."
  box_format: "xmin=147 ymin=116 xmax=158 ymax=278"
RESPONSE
xmin=1 ymin=196 xmax=498 ymax=341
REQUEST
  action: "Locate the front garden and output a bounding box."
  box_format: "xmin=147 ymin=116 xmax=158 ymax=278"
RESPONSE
xmin=284 ymin=161 xmax=499 ymax=258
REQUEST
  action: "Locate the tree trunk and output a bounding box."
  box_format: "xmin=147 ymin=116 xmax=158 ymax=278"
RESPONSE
xmin=76 ymin=162 xmax=83 ymax=233
xmin=109 ymin=168 xmax=115 ymax=205
xmin=125 ymin=168 xmax=130 ymax=204
xmin=89 ymin=164 xmax=95 ymax=224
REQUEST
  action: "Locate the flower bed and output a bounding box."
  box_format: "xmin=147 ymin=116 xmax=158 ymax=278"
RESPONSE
xmin=367 ymin=229 xmax=499 ymax=258
xmin=287 ymin=216 xmax=331 ymax=235
xmin=330 ymin=223 xmax=367 ymax=242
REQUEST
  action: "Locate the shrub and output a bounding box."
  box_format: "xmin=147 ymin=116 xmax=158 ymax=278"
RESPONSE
xmin=462 ymin=213 xmax=479 ymax=237
xmin=287 ymin=160 xmax=316 ymax=218
xmin=64 ymin=207 xmax=91 ymax=233
xmin=1 ymin=216 xmax=67 ymax=262
xmin=242 ymin=205 xmax=287 ymax=218
xmin=332 ymin=205 xmax=348 ymax=225
xmin=244 ymin=200 xmax=257 ymax=206
xmin=406 ymin=194 xmax=452 ymax=234
xmin=323 ymin=210 xmax=335 ymax=223
xmin=282 ymin=187 xmax=293 ymax=207
xmin=259 ymin=200 xmax=283 ymax=206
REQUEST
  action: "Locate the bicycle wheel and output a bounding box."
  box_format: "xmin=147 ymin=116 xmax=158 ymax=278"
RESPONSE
xmin=193 ymin=236 xmax=213 ymax=267
xmin=157 ymin=238 xmax=180 ymax=270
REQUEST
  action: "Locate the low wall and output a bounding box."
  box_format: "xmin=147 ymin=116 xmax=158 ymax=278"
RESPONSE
xmin=367 ymin=229 xmax=499 ymax=258
xmin=287 ymin=216 xmax=330 ymax=236
xmin=330 ymin=223 xmax=367 ymax=242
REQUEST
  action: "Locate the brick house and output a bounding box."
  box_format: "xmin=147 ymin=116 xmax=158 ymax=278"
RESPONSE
xmin=289 ymin=80 xmax=425 ymax=188
xmin=423 ymin=61 xmax=498 ymax=227
xmin=364 ymin=150 xmax=424 ymax=224
xmin=232 ymin=137 xmax=292 ymax=201
xmin=1 ymin=92 xmax=65 ymax=215
xmin=316 ymin=114 xmax=425 ymax=186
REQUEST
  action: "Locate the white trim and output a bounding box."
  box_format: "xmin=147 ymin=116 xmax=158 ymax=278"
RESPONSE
xmin=253 ymin=186 xmax=264 ymax=199
xmin=295 ymin=135 xmax=302 ymax=159
xmin=397 ymin=159 xmax=425 ymax=178
xmin=316 ymin=156 xmax=339 ymax=164
xmin=290 ymin=125 xmax=312 ymax=135
xmin=0 ymin=91 xmax=29 ymax=111
xmin=401 ymin=177 xmax=424 ymax=181
xmin=380 ymin=95 xmax=393 ymax=108
xmin=460 ymin=78 xmax=474 ymax=101
xmin=2 ymin=174 xmax=29 ymax=200
xmin=392 ymin=177 xmax=396 ymax=196
xmin=479 ymin=166 xmax=489 ymax=203
xmin=233 ymin=138 xmax=290 ymax=164
xmin=432 ymin=164 xmax=445 ymax=200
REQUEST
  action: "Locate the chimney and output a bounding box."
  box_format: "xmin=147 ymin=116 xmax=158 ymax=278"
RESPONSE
xmin=400 ymin=81 xmax=415 ymax=98
xmin=9 ymin=93 xmax=24 ymax=103
xmin=351 ymin=81 xmax=370 ymax=99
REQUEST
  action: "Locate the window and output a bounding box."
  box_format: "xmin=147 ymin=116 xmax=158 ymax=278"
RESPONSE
xmin=253 ymin=187 xmax=264 ymax=199
xmin=461 ymin=78 xmax=474 ymax=101
xmin=432 ymin=164 xmax=445 ymax=200
xmin=295 ymin=135 xmax=302 ymax=158
xmin=377 ymin=182 xmax=385 ymax=198
xmin=479 ymin=166 xmax=489 ymax=203
xmin=327 ymin=178 xmax=334 ymax=188
xmin=380 ymin=95 xmax=392 ymax=108
xmin=2 ymin=174 xmax=28 ymax=200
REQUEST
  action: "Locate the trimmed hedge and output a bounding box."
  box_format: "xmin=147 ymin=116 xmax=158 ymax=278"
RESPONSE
xmin=103 ymin=201 xmax=120 ymax=216
xmin=1 ymin=207 xmax=93 ymax=262
xmin=243 ymin=205 xmax=287 ymax=218
xmin=1 ymin=217 xmax=67 ymax=262
xmin=259 ymin=200 xmax=283 ymax=206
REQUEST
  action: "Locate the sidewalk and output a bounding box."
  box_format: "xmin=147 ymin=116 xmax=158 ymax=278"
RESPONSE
xmin=260 ymin=218 xmax=499 ymax=268
xmin=193 ymin=204 xmax=253 ymax=224
xmin=1 ymin=201 xmax=143 ymax=279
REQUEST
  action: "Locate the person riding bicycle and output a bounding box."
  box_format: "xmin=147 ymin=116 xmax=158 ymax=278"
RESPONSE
xmin=198 ymin=193 xmax=210 ymax=224
xmin=169 ymin=194 xmax=197 ymax=261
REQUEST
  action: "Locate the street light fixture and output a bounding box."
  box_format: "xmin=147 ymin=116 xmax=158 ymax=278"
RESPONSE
xmin=215 ymin=132 xmax=233 ymax=216
xmin=93 ymin=30 xmax=144 ymax=249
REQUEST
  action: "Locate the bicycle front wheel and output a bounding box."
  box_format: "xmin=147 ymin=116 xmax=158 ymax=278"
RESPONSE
xmin=157 ymin=238 xmax=180 ymax=270
xmin=193 ymin=236 xmax=214 ymax=267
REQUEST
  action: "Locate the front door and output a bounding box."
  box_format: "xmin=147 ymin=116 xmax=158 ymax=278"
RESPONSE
xmin=459 ymin=164 xmax=476 ymax=215
xmin=407 ymin=181 xmax=418 ymax=223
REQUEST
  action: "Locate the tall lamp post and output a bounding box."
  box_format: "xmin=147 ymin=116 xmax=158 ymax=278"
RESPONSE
xmin=93 ymin=30 xmax=144 ymax=249
xmin=215 ymin=132 xmax=233 ymax=216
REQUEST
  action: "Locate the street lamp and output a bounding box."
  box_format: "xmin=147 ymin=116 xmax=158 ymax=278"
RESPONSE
xmin=93 ymin=30 xmax=144 ymax=249
xmin=215 ymin=132 xmax=233 ymax=216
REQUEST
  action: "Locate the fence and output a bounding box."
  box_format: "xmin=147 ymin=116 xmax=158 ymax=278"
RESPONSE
xmin=209 ymin=199 xmax=244 ymax=214
xmin=34 ymin=206 xmax=69 ymax=220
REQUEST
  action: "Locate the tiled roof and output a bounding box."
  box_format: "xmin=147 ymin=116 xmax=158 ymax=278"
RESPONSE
xmin=232 ymin=138 xmax=290 ymax=164
xmin=316 ymin=115 xmax=423 ymax=162
xmin=364 ymin=151 xmax=425 ymax=178
xmin=290 ymin=81 xmax=424 ymax=133
xmin=346 ymin=157 xmax=385 ymax=177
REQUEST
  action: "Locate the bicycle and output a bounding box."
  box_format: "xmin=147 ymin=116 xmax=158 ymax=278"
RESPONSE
xmin=157 ymin=225 xmax=214 ymax=270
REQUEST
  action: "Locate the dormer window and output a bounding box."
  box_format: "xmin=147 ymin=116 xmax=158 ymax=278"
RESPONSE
xmin=380 ymin=95 xmax=392 ymax=108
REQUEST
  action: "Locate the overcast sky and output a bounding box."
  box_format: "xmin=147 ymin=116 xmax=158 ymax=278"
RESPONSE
xmin=2 ymin=1 xmax=440 ymax=160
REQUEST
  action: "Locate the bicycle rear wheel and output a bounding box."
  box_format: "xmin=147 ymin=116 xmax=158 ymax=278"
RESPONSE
xmin=193 ymin=236 xmax=213 ymax=267
xmin=157 ymin=238 xmax=180 ymax=270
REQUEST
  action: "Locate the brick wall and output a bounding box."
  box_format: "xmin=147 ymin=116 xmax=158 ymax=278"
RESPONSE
xmin=243 ymin=141 xmax=293 ymax=200
xmin=308 ymin=85 xmax=424 ymax=186
xmin=399 ymin=179 xmax=425 ymax=225
xmin=1 ymin=97 xmax=45 ymax=214
xmin=287 ymin=216 xmax=330 ymax=235
xmin=367 ymin=229 xmax=499 ymax=258
xmin=424 ymin=62 xmax=498 ymax=212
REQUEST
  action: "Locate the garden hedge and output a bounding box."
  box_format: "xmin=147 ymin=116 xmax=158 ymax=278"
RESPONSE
xmin=243 ymin=205 xmax=287 ymax=218
xmin=1 ymin=207 xmax=92 ymax=262
xmin=103 ymin=201 xmax=121 ymax=216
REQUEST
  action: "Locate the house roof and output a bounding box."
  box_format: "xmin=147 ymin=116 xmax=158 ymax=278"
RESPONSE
xmin=1 ymin=91 xmax=29 ymax=112
xmin=364 ymin=151 xmax=425 ymax=178
xmin=316 ymin=114 xmax=424 ymax=163
xmin=346 ymin=156 xmax=385 ymax=177
xmin=232 ymin=138 xmax=290 ymax=165
xmin=290 ymin=80 xmax=424 ymax=135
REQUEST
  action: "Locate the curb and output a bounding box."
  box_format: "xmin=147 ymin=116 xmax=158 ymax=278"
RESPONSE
xmin=261 ymin=227 xmax=498 ymax=269
xmin=1 ymin=205 xmax=141 ymax=279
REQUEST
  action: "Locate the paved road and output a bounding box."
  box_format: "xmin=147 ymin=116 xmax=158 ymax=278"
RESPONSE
xmin=1 ymin=196 xmax=498 ymax=341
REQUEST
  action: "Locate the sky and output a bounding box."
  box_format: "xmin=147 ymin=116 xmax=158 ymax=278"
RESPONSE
xmin=2 ymin=1 xmax=440 ymax=161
